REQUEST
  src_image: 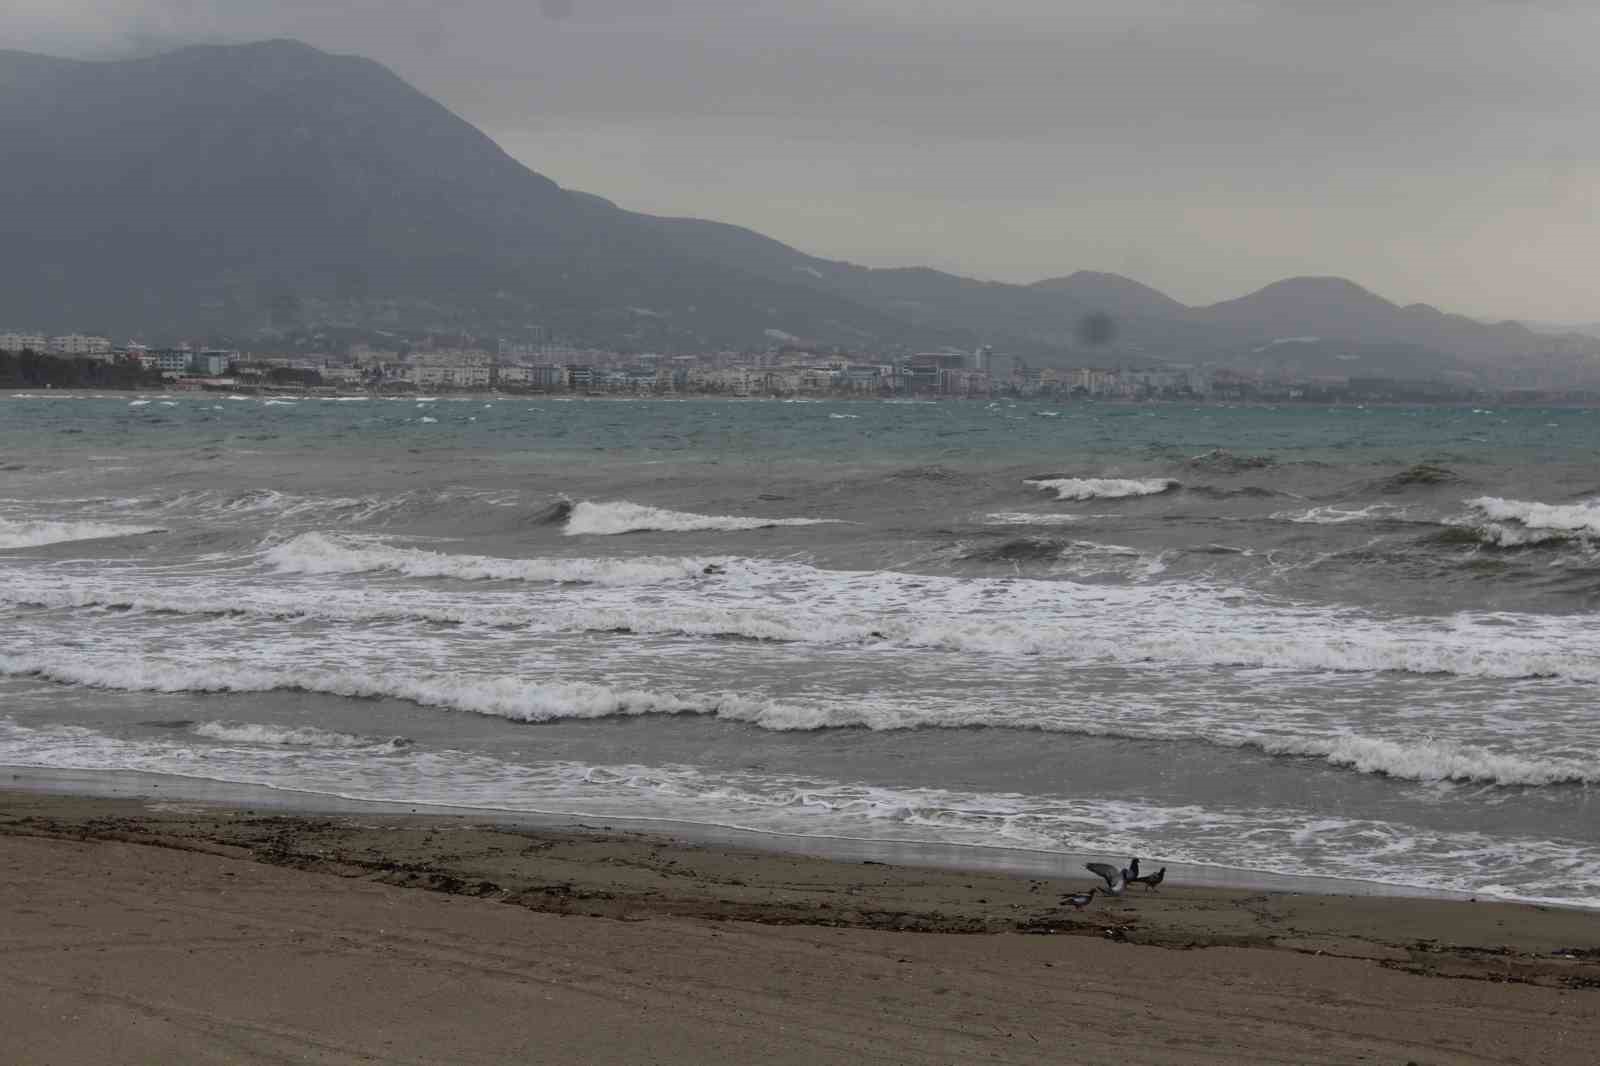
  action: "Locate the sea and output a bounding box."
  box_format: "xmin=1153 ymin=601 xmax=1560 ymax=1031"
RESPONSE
xmin=2 ymin=391 xmax=1598 ymax=906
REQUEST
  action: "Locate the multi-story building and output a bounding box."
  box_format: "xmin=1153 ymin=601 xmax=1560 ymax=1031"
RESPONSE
xmin=137 ymin=348 xmax=194 ymax=374
xmin=49 ymin=334 xmax=112 ymax=357
xmin=0 ymin=331 xmax=47 ymax=353
xmin=498 ymin=364 xmax=566 ymax=390
xmin=191 ymin=350 xmax=236 ymax=376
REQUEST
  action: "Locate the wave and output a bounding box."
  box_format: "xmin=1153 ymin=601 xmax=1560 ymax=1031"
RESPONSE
xmin=1466 ymin=497 xmax=1600 ymax=539
xmin=191 ymin=721 xmax=411 ymax=750
xmin=1185 ymin=485 xmax=1284 ymax=500
xmin=1184 ymin=449 xmax=1276 ymax=473
xmin=264 ymin=532 xmax=724 ymax=585
xmin=958 ymin=537 xmax=1069 ymax=563
xmin=0 ymin=518 xmax=164 ymax=549
xmin=1272 ymin=504 xmax=1408 ymax=525
xmin=1374 ymin=463 xmax=1462 ymax=493
xmin=1241 ymin=732 xmax=1596 ymax=787
xmin=1024 ymin=477 xmax=1178 ymax=501
xmin=534 ymin=497 xmax=575 ymax=525
xmin=0 ymin=653 xmax=784 ymax=726
xmin=4 ymin=652 xmax=1593 ymax=788
xmin=983 ymin=512 xmax=1084 ymax=526
xmin=13 ymin=552 xmax=1600 ymax=682
xmin=564 ymin=500 xmax=842 ymax=536
xmin=886 ymin=465 xmax=963 ymax=482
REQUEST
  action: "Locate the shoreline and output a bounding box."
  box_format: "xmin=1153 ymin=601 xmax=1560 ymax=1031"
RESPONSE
xmin=9 ymin=386 xmax=1600 ymax=410
xmin=2 ymin=763 xmax=1487 ymax=906
xmin=2 ymin=783 xmax=1598 ymax=1063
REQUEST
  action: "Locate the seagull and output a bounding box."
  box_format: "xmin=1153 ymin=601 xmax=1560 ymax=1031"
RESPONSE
xmin=1085 ymin=862 xmax=1129 ymax=896
xmin=1126 ymin=857 xmax=1140 ymax=882
xmin=1062 ymin=889 xmax=1096 ymax=910
xmin=1132 ymin=866 xmax=1166 ymax=892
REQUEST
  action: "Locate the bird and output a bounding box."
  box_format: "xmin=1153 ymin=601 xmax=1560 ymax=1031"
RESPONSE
xmin=1132 ymin=866 xmax=1166 ymax=892
xmin=1062 ymin=889 xmax=1096 ymax=910
xmin=1085 ymin=862 xmax=1129 ymax=896
xmin=1126 ymin=857 xmax=1140 ymax=882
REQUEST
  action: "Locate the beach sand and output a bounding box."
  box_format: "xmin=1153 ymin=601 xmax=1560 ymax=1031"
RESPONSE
xmin=2 ymin=789 xmax=1596 ymax=1064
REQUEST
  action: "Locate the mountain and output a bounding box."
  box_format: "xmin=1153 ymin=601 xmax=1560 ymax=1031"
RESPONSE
xmin=0 ymin=41 xmax=964 ymax=351
xmin=1181 ymin=276 xmax=1573 ymax=370
xmin=0 ymin=39 xmax=1592 ymax=378
xmin=1029 ymin=272 xmax=1188 ymax=320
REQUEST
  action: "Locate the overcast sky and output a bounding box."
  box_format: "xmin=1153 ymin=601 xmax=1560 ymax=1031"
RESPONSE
xmin=7 ymin=1 xmax=1598 ymax=320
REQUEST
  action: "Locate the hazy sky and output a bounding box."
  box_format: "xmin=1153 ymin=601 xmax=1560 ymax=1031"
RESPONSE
xmin=7 ymin=1 xmax=1598 ymax=320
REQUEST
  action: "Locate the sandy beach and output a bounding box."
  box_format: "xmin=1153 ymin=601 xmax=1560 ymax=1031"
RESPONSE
xmin=2 ymin=788 xmax=1596 ymax=1064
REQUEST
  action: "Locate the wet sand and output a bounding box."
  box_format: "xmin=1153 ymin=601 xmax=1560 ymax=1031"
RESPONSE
xmin=2 ymin=789 xmax=1597 ymax=1064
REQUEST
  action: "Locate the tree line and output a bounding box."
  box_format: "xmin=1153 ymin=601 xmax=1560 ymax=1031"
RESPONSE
xmin=0 ymin=350 xmax=164 ymax=389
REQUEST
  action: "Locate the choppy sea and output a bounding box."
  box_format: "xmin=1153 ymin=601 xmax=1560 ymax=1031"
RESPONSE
xmin=2 ymin=392 xmax=1598 ymax=905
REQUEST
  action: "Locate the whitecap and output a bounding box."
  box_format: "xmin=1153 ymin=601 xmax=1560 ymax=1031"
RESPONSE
xmin=0 ymin=518 xmax=165 ymax=549
xmin=1024 ymin=477 xmax=1177 ymax=501
xmin=564 ymin=500 xmax=841 ymax=536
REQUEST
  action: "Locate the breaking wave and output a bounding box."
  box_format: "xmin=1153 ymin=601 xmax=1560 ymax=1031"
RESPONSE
xmin=982 ymin=512 xmax=1084 ymax=526
xmin=191 ymin=721 xmax=411 ymax=750
xmin=564 ymin=500 xmax=842 ymax=536
xmin=11 ymin=555 xmax=1600 ymax=682
xmin=1024 ymin=477 xmax=1178 ymax=501
xmin=264 ymin=532 xmax=723 ymax=585
xmin=2 ymin=652 xmax=1593 ymax=787
xmin=1464 ymin=497 xmax=1600 ymax=541
xmin=0 ymin=518 xmax=164 ymax=549
xmin=0 ymin=653 xmax=785 ymax=726
xmin=1241 ymin=733 xmax=1597 ymax=787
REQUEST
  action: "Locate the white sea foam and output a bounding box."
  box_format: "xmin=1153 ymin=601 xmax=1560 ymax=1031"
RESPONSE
xmin=0 ymin=653 xmax=784 ymax=726
xmin=0 ymin=518 xmax=164 ymax=549
xmin=983 ymin=512 xmax=1083 ymax=526
xmin=1273 ymin=504 xmax=1404 ymax=525
xmin=1466 ymin=497 xmax=1600 ymax=538
xmin=1024 ymin=477 xmax=1177 ymax=501
xmin=264 ymin=531 xmax=723 ymax=586
xmin=22 ymin=545 xmax=1600 ymax=683
xmin=564 ymin=500 xmax=841 ymax=536
xmin=191 ymin=721 xmax=410 ymax=750
xmin=1243 ymin=732 xmax=1597 ymax=786
xmin=2 ymin=717 xmax=1595 ymax=906
xmin=4 ymin=643 xmax=1596 ymax=788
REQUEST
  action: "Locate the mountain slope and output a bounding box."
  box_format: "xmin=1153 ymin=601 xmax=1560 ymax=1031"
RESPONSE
xmin=0 ymin=39 xmax=1589 ymax=373
xmin=1030 ymin=272 xmax=1188 ymax=320
xmin=0 ymin=41 xmax=964 ymax=349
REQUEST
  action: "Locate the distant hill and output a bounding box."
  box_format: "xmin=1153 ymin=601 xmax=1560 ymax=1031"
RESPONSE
xmin=1 ymin=39 xmax=1594 ymax=377
xmin=1030 ymin=272 xmax=1188 ymax=320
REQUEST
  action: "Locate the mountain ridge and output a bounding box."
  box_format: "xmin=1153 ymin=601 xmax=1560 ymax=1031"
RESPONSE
xmin=1 ymin=39 xmax=1592 ymax=377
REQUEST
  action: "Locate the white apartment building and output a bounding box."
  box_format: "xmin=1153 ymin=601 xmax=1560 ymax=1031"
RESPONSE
xmin=0 ymin=331 xmax=47 ymax=352
xmin=414 ymin=364 xmax=492 ymax=388
xmin=50 ymin=334 xmax=112 ymax=356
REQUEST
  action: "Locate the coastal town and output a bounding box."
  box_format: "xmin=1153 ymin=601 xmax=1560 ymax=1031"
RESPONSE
xmin=0 ymin=328 xmax=1584 ymax=403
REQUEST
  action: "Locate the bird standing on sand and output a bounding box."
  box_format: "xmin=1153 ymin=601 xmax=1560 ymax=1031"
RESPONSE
xmin=1085 ymin=862 xmax=1129 ymax=896
xmin=1062 ymin=889 xmax=1096 ymax=910
xmin=1133 ymin=866 xmax=1166 ymax=892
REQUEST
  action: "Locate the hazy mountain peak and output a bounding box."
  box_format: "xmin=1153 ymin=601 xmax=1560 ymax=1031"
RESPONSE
xmin=1028 ymin=271 xmax=1186 ymax=318
xmin=0 ymin=38 xmax=1588 ymax=369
